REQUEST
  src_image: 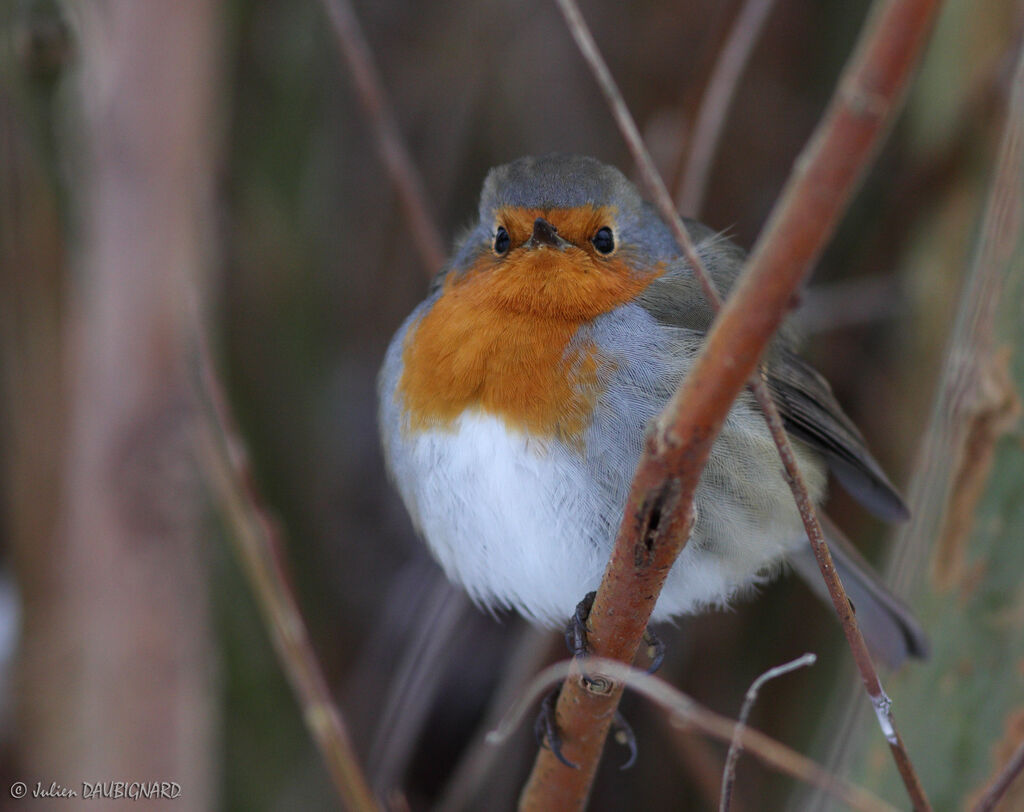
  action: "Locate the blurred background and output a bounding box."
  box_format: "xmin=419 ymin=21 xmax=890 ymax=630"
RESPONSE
xmin=2 ymin=0 xmax=1023 ymax=809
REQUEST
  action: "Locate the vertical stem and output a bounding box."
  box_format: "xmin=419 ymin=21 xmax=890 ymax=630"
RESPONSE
xmin=676 ymin=0 xmax=778 ymax=216
xmin=39 ymin=1 xmax=220 ymax=804
xmin=320 ymin=0 xmax=446 ymax=277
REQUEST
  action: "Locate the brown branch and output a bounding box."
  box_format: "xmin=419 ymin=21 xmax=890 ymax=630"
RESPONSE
xmin=946 ymin=38 xmax=1024 ymax=812
xmin=196 ymin=340 xmax=380 ymax=812
xmin=676 ymin=0 xmax=778 ymax=216
xmin=972 ymin=737 xmax=1024 ymax=812
xmin=720 ymin=653 xmax=817 ymax=812
xmin=495 ymin=660 xmax=898 ymax=812
xmin=43 ymin=1 xmax=217 ymax=799
xmin=319 ymin=0 xmax=446 ymax=277
xmin=522 ymin=0 xmax=941 ymax=808
xmin=819 ymin=21 xmax=1024 ymax=797
xmin=749 ymin=370 xmax=928 ymax=811
xmin=887 ymin=11 xmax=1024 ymax=594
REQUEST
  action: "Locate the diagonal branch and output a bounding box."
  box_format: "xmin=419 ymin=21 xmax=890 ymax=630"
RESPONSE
xmin=198 ymin=6 xmax=452 ymax=804
xmin=720 ymin=653 xmax=818 ymax=812
xmin=196 ymin=338 xmax=380 ymax=812
xmin=973 ymin=737 xmax=1024 ymax=812
xmin=675 ymin=0 xmax=778 ymax=217
xmin=319 ymin=0 xmax=446 ymax=276
xmin=521 ymin=1 xmax=941 ymax=809
xmin=495 ymin=659 xmax=897 ymax=812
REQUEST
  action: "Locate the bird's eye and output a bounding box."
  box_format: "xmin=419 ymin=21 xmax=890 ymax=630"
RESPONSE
xmin=494 ymin=226 xmax=510 ymax=255
xmin=592 ymin=226 xmax=615 ymax=255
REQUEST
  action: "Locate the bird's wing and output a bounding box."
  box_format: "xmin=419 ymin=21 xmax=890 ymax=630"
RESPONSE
xmin=790 ymin=514 xmax=927 ymax=667
xmin=764 ymin=346 xmax=908 ymax=521
xmin=635 ymin=253 xmax=909 ymax=522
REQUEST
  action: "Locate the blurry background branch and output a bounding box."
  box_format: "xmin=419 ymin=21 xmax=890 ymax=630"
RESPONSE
xmin=972 ymin=737 xmax=1024 ymax=812
xmin=7 ymin=0 xmax=219 ymax=804
xmin=197 ymin=336 xmax=379 ymax=811
xmin=675 ymin=0 xmax=777 ymax=217
xmin=817 ymin=26 xmax=1024 ymax=811
xmin=319 ymin=0 xmax=445 ymax=277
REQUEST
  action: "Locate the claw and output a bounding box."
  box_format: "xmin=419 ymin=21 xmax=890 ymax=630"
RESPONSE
xmin=643 ymin=627 xmax=665 ymax=674
xmin=565 ymin=591 xmax=596 ymax=660
xmin=534 ymin=687 xmax=578 ymax=769
xmin=612 ymin=710 xmax=638 ymax=770
xmin=552 ymin=593 xmax=660 ymax=771
xmin=565 ymin=591 xmax=598 ymax=686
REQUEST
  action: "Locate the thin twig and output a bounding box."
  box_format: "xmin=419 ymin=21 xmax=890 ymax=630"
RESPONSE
xmin=972 ymin=737 xmax=1024 ymax=812
xmin=319 ymin=0 xmax=446 ymax=276
xmin=720 ymin=653 xmax=817 ymax=812
xmin=491 ymin=659 xmax=897 ymax=812
xmin=522 ymin=0 xmax=940 ymax=808
xmin=676 ymin=0 xmax=778 ymax=216
xmin=550 ymin=0 xmax=722 ymax=309
xmin=196 ymin=338 xmax=380 ymax=812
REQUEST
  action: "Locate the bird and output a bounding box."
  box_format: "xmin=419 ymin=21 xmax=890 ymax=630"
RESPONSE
xmin=377 ymin=153 xmax=927 ymax=670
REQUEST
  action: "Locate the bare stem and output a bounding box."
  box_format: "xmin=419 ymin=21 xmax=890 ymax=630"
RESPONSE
xmin=522 ymin=0 xmax=941 ymax=809
xmin=972 ymin=737 xmax=1024 ymax=812
xmin=676 ymin=0 xmax=778 ymax=216
xmin=954 ymin=38 xmax=1024 ymax=812
xmin=196 ymin=339 xmax=380 ymax=812
xmin=720 ymin=653 xmax=817 ymax=812
xmin=319 ymin=0 xmax=446 ymax=276
xmin=550 ymin=0 xmax=722 ymax=308
xmin=495 ymin=659 xmax=897 ymax=812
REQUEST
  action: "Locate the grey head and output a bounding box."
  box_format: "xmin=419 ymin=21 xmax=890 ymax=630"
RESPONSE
xmin=445 ymin=153 xmax=688 ymax=275
xmin=479 ymin=154 xmax=641 ymax=214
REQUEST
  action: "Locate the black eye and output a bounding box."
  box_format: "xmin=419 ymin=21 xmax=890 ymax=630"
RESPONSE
xmin=494 ymin=226 xmax=510 ymax=255
xmin=592 ymin=226 xmax=615 ymax=254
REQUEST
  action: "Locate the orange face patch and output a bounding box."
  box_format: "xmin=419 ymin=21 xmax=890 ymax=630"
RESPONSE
xmin=397 ymin=206 xmax=663 ymax=444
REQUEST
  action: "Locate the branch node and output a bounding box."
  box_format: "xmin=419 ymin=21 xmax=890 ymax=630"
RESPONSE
xmin=871 ymin=691 xmax=898 ymax=745
xmin=633 ymin=479 xmax=682 ymax=567
xmin=583 ymin=673 xmax=615 ymax=696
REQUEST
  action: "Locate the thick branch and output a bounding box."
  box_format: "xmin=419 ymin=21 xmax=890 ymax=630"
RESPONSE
xmin=522 ymin=0 xmax=940 ymax=808
xmin=42 ymin=1 xmax=219 ymax=799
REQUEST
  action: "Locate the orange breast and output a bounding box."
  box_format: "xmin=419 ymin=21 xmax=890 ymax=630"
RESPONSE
xmin=398 ymin=221 xmax=662 ymax=444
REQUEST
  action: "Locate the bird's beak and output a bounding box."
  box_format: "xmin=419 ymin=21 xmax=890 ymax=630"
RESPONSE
xmin=525 ymin=217 xmax=571 ymax=251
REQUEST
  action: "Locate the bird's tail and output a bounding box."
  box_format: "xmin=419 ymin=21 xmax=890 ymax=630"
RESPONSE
xmin=789 ymin=515 xmax=929 ymax=669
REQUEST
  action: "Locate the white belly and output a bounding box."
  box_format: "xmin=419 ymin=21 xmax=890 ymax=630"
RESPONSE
xmin=379 ymin=302 xmax=827 ymax=628
xmin=393 ymin=411 xmax=609 ymax=625
xmin=387 ymin=409 xmax=822 ymax=627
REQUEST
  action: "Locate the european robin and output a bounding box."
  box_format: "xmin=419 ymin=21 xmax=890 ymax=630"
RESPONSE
xmin=378 ymin=153 xmax=927 ymax=668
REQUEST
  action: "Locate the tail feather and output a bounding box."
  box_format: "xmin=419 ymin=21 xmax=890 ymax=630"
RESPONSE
xmin=790 ymin=515 xmax=929 ymax=669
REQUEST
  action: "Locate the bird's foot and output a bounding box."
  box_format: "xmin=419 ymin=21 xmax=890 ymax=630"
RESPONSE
xmin=565 ymin=590 xmax=665 ymax=674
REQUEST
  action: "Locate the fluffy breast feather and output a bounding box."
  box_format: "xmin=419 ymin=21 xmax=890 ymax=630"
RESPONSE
xmin=379 ymin=301 xmax=829 ymax=624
